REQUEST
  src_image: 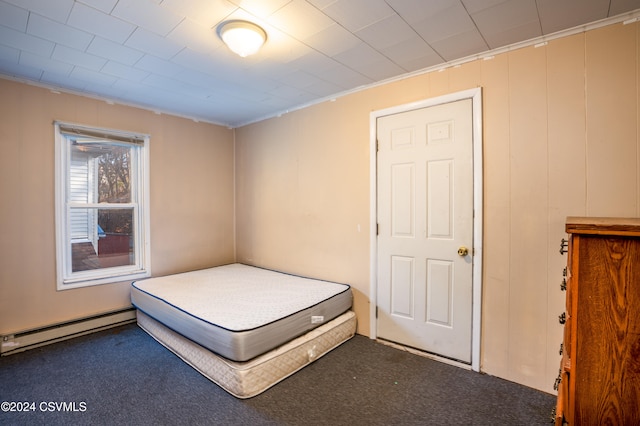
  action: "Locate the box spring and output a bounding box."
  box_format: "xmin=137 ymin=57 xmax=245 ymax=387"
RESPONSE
xmin=136 ymin=310 xmax=356 ymax=398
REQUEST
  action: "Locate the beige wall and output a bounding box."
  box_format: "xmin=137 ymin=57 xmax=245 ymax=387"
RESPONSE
xmin=0 ymin=79 xmax=235 ymax=335
xmin=235 ymin=21 xmax=640 ymax=393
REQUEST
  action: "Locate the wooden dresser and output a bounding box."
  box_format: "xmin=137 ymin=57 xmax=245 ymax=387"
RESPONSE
xmin=555 ymin=217 xmax=640 ymax=425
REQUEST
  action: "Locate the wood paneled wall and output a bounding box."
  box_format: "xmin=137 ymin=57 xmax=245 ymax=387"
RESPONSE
xmin=0 ymin=81 xmax=235 ymax=335
xmin=235 ymin=21 xmax=640 ymax=392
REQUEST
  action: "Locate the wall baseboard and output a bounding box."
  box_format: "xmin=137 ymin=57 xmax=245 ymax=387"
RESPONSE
xmin=1 ymin=307 xmax=137 ymax=356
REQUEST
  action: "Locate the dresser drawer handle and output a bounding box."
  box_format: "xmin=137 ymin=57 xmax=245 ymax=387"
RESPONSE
xmin=559 ymin=238 xmax=569 ymax=254
xmin=559 ymin=312 xmax=566 ymax=324
xmin=553 ymin=369 xmax=562 ymax=391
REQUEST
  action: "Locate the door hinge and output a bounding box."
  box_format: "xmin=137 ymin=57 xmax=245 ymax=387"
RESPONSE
xmin=376 ymin=223 xmax=379 ymax=235
xmin=376 ymin=140 xmax=379 ymax=151
xmin=375 ymin=306 xmax=378 ymax=318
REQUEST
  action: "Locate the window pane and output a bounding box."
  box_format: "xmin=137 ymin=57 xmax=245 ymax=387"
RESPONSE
xmin=70 ymin=208 xmax=96 ymax=241
xmin=71 ymin=142 xmax=131 ymax=203
xmin=57 ymin=122 xmax=150 ymax=289
xmin=71 ymin=208 xmax=134 ymax=272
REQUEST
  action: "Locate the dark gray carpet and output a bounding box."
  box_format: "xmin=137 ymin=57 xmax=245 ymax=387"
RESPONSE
xmin=0 ymin=324 xmax=555 ymax=425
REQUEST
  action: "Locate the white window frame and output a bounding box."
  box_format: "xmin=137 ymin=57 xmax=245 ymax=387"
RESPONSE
xmin=54 ymin=121 xmax=151 ymax=290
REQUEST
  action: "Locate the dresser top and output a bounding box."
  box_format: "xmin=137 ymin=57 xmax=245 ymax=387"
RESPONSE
xmin=566 ymin=217 xmax=640 ymax=236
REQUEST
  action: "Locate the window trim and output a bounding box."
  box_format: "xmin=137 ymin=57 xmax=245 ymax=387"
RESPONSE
xmin=54 ymin=121 xmax=151 ymax=290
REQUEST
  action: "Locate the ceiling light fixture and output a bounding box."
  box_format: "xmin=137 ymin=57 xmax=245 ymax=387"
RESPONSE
xmin=217 ymin=20 xmax=266 ymax=58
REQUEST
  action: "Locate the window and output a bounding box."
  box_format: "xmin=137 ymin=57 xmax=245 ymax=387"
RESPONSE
xmin=54 ymin=122 xmax=150 ymax=290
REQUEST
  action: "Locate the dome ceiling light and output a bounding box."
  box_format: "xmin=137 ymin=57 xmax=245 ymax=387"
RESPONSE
xmin=217 ymin=20 xmax=267 ymax=58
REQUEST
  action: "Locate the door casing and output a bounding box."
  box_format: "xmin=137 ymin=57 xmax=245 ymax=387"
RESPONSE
xmin=369 ymin=87 xmax=483 ymax=372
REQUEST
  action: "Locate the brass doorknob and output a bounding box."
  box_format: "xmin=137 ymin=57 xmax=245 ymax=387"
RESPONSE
xmin=457 ymin=247 xmax=469 ymax=256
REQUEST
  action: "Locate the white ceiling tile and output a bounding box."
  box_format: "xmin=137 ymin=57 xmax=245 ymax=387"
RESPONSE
xmin=0 ymin=25 xmax=54 ymax=57
xmin=173 ymin=68 xmax=235 ymax=93
xmin=111 ymin=79 xmax=171 ymax=105
xmin=255 ymin=94 xmax=295 ymax=110
xmin=304 ymin=23 xmax=361 ymax=56
xmin=140 ymin=76 xmax=192 ymax=98
xmin=220 ymin=71 xmax=268 ymax=93
xmin=482 ymin=19 xmax=541 ymax=48
xmin=232 ymin=0 xmax=293 ymax=18
xmin=96 ymin=84 xmax=129 ymax=99
xmin=0 ymin=1 xmax=29 ymax=31
xmin=0 ymin=58 xmax=42 ymax=80
xmin=67 ymin=2 xmax=136 ymax=44
xmin=332 ymin=42 xmax=394 ymax=72
xmin=268 ymin=0 xmax=334 ymax=39
xmin=3 ymin=0 xmax=74 ymax=23
xmin=461 ymin=0 xmax=513 ymax=14
xmin=430 ymin=29 xmax=489 ymax=61
xmin=355 ymin=14 xmax=417 ymax=51
xmin=358 ymin=57 xmax=406 ymax=80
xmin=73 ymin=78 xmax=117 ymax=97
xmin=306 ymin=0 xmax=336 ymax=9
xmin=537 ymin=0 xmax=610 ymax=34
xmin=380 ymin=36 xmax=443 ymax=71
xmin=213 ymin=68 xmax=280 ymax=93
xmin=0 ymin=44 xmax=19 ymax=63
xmin=412 ymin=3 xmax=478 ymax=43
xmin=239 ymin=58 xmax=283 ymax=80
xmin=471 ymin=0 xmax=541 ymax=47
xmin=112 ymin=0 xmax=184 ymax=36
xmin=166 ymin=18 xmax=222 ymax=54
xmin=171 ymin=48 xmax=232 ymax=77
xmin=142 ymin=73 xmax=208 ymax=98
xmin=110 ymin=78 xmax=146 ymax=93
xmin=206 ymin=80 xmax=265 ymax=102
xmin=69 ymin=66 xmax=117 ymax=86
xmin=257 ymin=28 xmax=312 ymax=63
xmin=134 ymin=54 xmax=187 ymax=77
xmin=52 ymin=45 xmax=108 ymax=71
xmin=385 ymin=0 xmax=455 ymax=25
xmin=19 ymin=51 xmax=74 ymax=76
xmin=470 ymin=0 xmax=539 ymax=31
xmin=287 ymin=48 xmax=336 ymax=73
xmin=207 ymin=82 xmax=255 ymax=102
xmin=276 ymin=69 xmax=321 ymax=88
xmin=610 ymin=0 xmax=640 ymax=15
xmin=40 ymin=70 xmax=87 ymax=90
xmin=101 ymin=60 xmax=149 ymax=81
xmin=319 ymin=0 xmax=395 ymax=32
xmin=267 ymin=83 xmax=314 ymax=101
xmin=305 ymin=79 xmax=343 ymax=97
xmin=27 ymin=13 xmax=93 ymax=51
xmin=87 ymin=37 xmax=144 ymax=66
xmin=125 ymin=28 xmax=184 ymax=60
xmin=77 ymin=0 xmax=118 ymax=14
xmin=307 ymin=60 xmax=372 ymax=88
xmin=161 ymin=0 xmax=238 ymax=27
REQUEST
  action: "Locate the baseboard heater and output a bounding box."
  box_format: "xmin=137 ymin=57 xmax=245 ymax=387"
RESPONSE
xmin=1 ymin=307 xmax=137 ymax=356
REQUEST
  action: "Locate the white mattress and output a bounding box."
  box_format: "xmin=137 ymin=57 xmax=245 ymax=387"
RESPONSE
xmin=131 ymin=263 xmax=352 ymax=361
xmin=137 ymin=309 xmax=357 ymax=398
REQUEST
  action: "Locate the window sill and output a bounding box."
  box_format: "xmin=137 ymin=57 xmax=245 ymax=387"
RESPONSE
xmin=57 ymin=270 xmax=151 ymax=290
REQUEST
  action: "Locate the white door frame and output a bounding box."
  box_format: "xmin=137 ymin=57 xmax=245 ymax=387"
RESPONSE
xmin=369 ymin=87 xmax=483 ymax=372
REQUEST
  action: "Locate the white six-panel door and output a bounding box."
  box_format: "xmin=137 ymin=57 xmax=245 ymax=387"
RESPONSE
xmin=376 ymin=98 xmax=474 ymax=363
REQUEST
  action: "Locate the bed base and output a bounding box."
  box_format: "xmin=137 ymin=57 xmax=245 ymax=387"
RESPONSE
xmin=136 ymin=310 xmax=356 ymax=399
